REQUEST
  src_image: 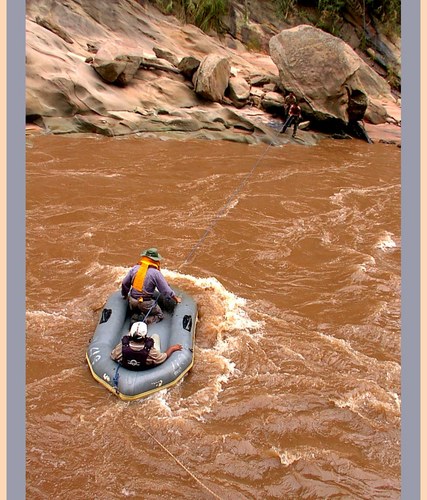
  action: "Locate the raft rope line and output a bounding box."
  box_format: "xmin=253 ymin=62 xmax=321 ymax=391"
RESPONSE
xmin=114 ymin=292 xmax=221 ymax=497
xmin=112 ymin=364 xmax=121 ymax=393
xmin=178 ymin=128 xmax=280 ymax=271
xmin=118 ymin=128 xmax=280 ymax=495
xmin=145 ymin=128 xmax=283 ymax=496
xmin=144 ymin=129 xmax=282 ymax=497
xmin=145 ymin=428 xmax=222 ymax=500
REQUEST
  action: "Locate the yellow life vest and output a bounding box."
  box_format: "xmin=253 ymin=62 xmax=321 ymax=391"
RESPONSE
xmin=131 ymin=257 xmax=160 ymax=292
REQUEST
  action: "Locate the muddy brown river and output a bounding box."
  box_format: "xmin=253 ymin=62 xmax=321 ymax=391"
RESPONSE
xmin=26 ymin=134 xmax=401 ymax=499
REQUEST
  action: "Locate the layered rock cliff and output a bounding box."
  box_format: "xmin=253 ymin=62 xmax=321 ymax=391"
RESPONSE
xmin=26 ymin=0 xmax=401 ymax=145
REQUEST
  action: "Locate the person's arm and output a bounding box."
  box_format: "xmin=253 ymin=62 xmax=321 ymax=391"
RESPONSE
xmin=147 ymin=344 xmax=182 ymax=365
xmin=111 ymin=341 xmax=123 ymax=362
xmin=153 ymin=270 xmax=181 ymax=303
xmin=121 ymin=268 xmax=134 ymax=298
xmin=165 ymin=344 xmax=183 ymax=358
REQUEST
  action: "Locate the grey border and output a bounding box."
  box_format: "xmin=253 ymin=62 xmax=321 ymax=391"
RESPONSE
xmin=8 ymin=0 xmax=26 ymax=498
xmin=401 ymin=0 xmax=420 ymax=498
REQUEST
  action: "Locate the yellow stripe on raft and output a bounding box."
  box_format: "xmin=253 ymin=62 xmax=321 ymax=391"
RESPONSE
xmin=86 ymin=315 xmax=198 ymax=401
xmin=85 ymin=353 xmax=195 ymax=401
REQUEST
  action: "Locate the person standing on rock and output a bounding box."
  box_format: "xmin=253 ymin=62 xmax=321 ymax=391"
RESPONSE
xmin=283 ymin=92 xmax=297 ymax=121
xmin=281 ymin=101 xmax=302 ymax=138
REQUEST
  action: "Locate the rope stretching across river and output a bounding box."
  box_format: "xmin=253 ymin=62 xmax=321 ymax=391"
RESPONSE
xmin=137 ymin=127 xmax=281 ymax=498
xmin=178 ymin=129 xmax=281 ymax=270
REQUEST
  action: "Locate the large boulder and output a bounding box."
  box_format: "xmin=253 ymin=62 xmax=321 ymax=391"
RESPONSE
xmin=261 ymin=91 xmax=284 ymax=115
xmin=153 ymin=46 xmax=179 ymax=67
xmin=178 ymin=56 xmax=201 ymax=80
xmin=193 ymin=54 xmax=231 ymax=102
xmin=227 ymin=76 xmax=250 ymax=108
xmin=269 ymin=25 xmax=394 ymax=127
xmin=91 ymin=43 xmax=144 ymax=85
xmin=92 ymin=54 xmax=141 ymax=85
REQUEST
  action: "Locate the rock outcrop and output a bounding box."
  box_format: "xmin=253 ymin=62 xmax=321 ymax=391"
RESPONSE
xmin=178 ymin=56 xmax=201 ymax=80
xmin=193 ymin=54 xmax=231 ymax=102
xmin=92 ymin=54 xmax=142 ymax=86
xmin=227 ymin=76 xmax=251 ymax=108
xmin=25 ymin=0 xmax=401 ymax=145
xmin=269 ymin=24 xmax=394 ymax=132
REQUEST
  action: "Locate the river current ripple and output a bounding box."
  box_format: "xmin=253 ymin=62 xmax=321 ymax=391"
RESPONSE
xmin=26 ymin=135 xmax=401 ymax=499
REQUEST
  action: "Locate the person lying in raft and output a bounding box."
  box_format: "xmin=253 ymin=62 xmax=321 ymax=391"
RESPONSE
xmin=110 ymin=322 xmax=182 ymax=371
xmin=121 ymin=247 xmax=181 ymax=324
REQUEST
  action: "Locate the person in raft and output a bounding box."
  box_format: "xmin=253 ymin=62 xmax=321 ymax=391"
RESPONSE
xmin=111 ymin=321 xmax=182 ymax=370
xmin=281 ymin=101 xmax=302 ymax=138
xmin=121 ymin=247 xmax=181 ymax=324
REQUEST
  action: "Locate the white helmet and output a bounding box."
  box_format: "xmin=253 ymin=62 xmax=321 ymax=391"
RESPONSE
xmin=129 ymin=321 xmax=147 ymax=341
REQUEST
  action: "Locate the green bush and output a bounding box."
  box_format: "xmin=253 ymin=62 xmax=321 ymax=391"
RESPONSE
xmin=152 ymin=0 xmax=401 ymax=41
xmin=275 ymin=0 xmax=295 ymax=19
xmin=153 ymin=0 xmax=229 ymax=32
xmin=366 ymin=0 xmax=400 ymax=26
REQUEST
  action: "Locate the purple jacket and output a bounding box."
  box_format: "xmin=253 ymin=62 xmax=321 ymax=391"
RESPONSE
xmin=121 ymin=265 xmax=176 ymax=300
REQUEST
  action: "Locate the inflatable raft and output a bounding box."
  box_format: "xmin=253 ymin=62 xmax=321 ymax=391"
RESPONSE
xmin=86 ymin=287 xmax=197 ymax=401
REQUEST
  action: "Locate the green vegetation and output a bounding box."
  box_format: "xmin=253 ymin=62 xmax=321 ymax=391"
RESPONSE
xmin=153 ymin=0 xmax=229 ymax=32
xmin=151 ymin=0 xmax=400 ymax=41
xmin=386 ymin=63 xmax=401 ymax=91
xmin=275 ymin=0 xmax=295 ymax=19
xmin=316 ymin=0 xmax=346 ymax=35
xmin=243 ymin=29 xmax=262 ymax=51
xmin=366 ymin=0 xmax=401 ymax=28
xmin=273 ymin=0 xmax=401 ymax=34
xmin=317 ymin=0 xmax=346 ymax=14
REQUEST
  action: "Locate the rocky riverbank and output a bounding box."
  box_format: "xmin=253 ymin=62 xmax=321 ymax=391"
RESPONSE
xmin=26 ymin=0 xmax=401 ymax=146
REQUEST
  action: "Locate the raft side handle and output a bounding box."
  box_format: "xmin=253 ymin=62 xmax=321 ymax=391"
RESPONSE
xmin=100 ymin=308 xmax=112 ymax=324
xmin=182 ymin=315 xmax=192 ymax=332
